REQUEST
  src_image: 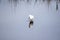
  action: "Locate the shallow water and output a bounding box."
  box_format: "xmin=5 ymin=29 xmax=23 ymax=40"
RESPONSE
xmin=0 ymin=0 xmax=60 ymax=40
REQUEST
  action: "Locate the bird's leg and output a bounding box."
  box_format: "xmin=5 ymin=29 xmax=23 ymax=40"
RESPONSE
xmin=29 ymin=21 xmax=33 ymax=28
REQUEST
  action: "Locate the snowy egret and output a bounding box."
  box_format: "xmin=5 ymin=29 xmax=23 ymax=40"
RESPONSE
xmin=28 ymin=15 xmax=34 ymax=28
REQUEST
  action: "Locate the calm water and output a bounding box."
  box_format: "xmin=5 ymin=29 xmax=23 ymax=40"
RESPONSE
xmin=0 ymin=0 xmax=60 ymax=40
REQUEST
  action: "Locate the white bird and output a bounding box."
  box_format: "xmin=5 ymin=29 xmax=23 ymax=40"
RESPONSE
xmin=28 ymin=15 xmax=34 ymax=28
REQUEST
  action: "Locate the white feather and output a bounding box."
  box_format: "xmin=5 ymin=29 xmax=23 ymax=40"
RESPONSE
xmin=29 ymin=15 xmax=34 ymax=20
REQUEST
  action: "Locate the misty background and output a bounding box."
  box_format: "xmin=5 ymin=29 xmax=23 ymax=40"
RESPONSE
xmin=0 ymin=0 xmax=60 ymax=40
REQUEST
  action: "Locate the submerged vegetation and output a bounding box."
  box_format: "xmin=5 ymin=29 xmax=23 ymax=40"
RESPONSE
xmin=56 ymin=0 xmax=58 ymax=11
xmin=43 ymin=0 xmax=45 ymax=2
xmin=0 ymin=0 xmax=60 ymax=11
xmin=0 ymin=0 xmax=1 ymax=3
xmin=8 ymin=0 xmax=19 ymax=7
xmin=47 ymin=0 xmax=51 ymax=7
xmin=56 ymin=3 xmax=58 ymax=11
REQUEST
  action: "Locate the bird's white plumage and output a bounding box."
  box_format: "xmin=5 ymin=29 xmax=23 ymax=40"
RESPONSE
xmin=28 ymin=15 xmax=34 ymax=28
xmin=29 ymin=15 xmax=34 ymax=19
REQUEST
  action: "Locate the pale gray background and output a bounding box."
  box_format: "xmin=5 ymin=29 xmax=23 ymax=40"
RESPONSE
xmin=0 ymin=0 xmax=60 ymax=40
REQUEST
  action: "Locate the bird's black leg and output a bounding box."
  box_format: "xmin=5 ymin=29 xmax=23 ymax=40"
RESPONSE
xmin=29 ymin=21 xmax=33 ymax=28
